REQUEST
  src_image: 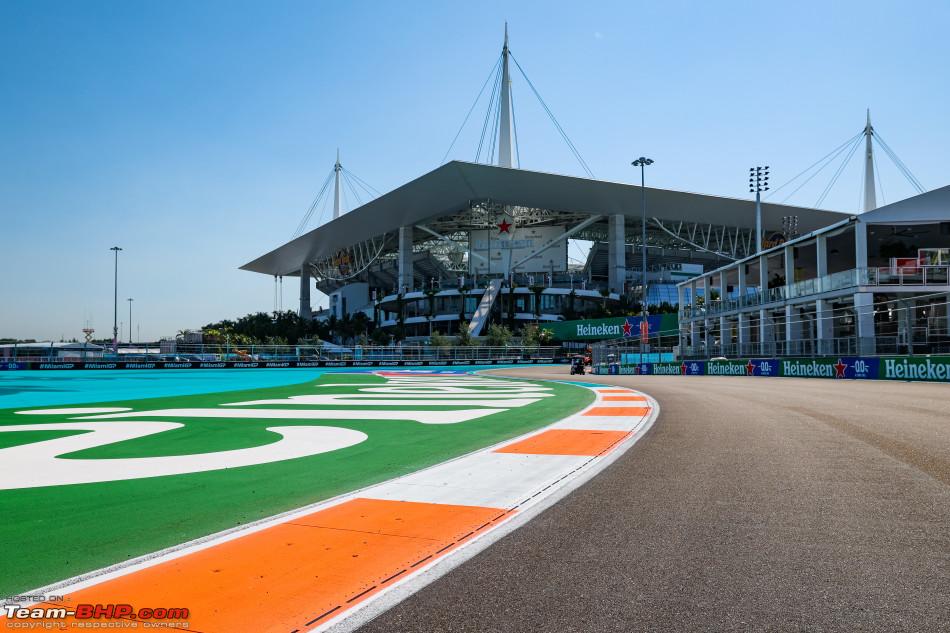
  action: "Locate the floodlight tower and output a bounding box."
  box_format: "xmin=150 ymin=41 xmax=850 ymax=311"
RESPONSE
xmin=127 ymin=298 xmax=134 ymax=344
xmin=110 ymin=246 xmax=122 ymax=349
xmin=632 ymin=157 xmax=654 ymax=319
xmin=749 ymin=167 xmax=769 ymax=252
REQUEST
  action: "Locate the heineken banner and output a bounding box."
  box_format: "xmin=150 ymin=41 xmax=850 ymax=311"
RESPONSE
xmin=541 ymin=314 xmax=678 ymax=342
xmin=595 ymin=355 xmax=950 ymax=383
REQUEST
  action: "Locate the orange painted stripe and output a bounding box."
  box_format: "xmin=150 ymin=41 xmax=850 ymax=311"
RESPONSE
xmin=28 ymin=499 xmax=504 ymax=632
xmin=596 ymin=389 xmax=630 ymax=393
xmin=495 ymin=429 xmax=629 ymax=456
xmin=600 ymin=395 xmax=647 ymax=402
xmin=583 ymin=406 xmax=651 ymax=417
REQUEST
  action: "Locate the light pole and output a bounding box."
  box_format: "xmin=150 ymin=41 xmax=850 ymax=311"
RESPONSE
xmin=749 ymin=166 xmax=770 ymax=252
xmin=631 ymin=157 xmax=653 ymax=322
xmin=110 ymin=246 xmax=122 ymax=350
xmin=127 ymin=298 xmax=134 ymax=344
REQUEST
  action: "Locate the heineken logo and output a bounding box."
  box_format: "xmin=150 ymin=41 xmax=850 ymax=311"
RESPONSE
xmin=781 ymin=359 xmax=849 ymax=378
xmin=576 ymin=323 xmax=622 ymax=337
xmin=884 ymin=358 xmax=950 ymax=381
xmin=707 ymin=362 xmax=746 ymax=376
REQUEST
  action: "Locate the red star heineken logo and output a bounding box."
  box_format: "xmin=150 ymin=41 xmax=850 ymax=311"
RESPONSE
xmin=745 ymin=360 xmax=756 ymax=376
xmin=497 ymin=219 xmax=512 ymax=233
xmin=622 ymin=320 xmax=633 ymax=336
xmin=680 ymin=362 xmax=688 ymax=375
xmin=833 ymin=358 xmax=848 ymax=378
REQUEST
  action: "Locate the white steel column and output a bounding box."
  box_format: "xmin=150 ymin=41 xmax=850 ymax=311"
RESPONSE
xmin=863 ymin=110 xmax=877 ymax=212
xmin=759 ymin=254 xmax=770 ymax=356
xmin=815 ymin=235 xmax=830 ymax=354
xmin=854 ymin=221 xmax=874 ymax=354
xmin=737 ymin=263 xmax=748 ymax=353
xmin=784 ymin=245 xmax=798 ymax=354
xmin=855 ymin=222 xmax=868 ymax=271
xmin=690 ymin=278 xmax=699 ymax=349
xmin=333 ymin=150 xmax=342 ymax=219
xmin=398 ymin=226 xmax=413 ymax=293
xmin=608 ymin=214 xmax=626 ymax=294
xmin=298 ymin=266 xmax=312 ymax=319
xmin=719 ymin=270 xmax=728 ymax=354
xmin=855 ymin=292 xmax=876 ymax=355
xmin=497 ymin=25 xmax=513 ymax=169
xmin=678 ymin=284 xmax=688 ymax=351
xmin=703 ymin=277 xmax=712 ymax=353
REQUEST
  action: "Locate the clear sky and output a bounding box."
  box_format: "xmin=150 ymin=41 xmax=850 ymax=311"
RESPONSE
xmin=2 ymin=0 xmax=948 ymax=341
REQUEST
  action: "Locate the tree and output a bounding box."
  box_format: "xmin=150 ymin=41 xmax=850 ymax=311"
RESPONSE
xmin=429 ymin=330 xmax=450 ymax=348
xmin=486 ymin=324 xmax=513 ymax=347
xmin=521 ymin=324 xmax=540 ymax=347
xmin=537 ymin=327 xmax=554 ymax=346
xmin=455 ymin=323 xmax=475 ymax=347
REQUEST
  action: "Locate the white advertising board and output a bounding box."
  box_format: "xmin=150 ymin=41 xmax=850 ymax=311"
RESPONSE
xmin=469 ymin=225 xmax=567 ymax=275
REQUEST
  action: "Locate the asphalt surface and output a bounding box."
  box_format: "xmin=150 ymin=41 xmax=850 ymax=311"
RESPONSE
xmin=358 ymin=368 xmax=950 ymax=632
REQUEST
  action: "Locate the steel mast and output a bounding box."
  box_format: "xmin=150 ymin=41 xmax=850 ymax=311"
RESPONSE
xmin=333 ymin=148 xmax=343 ymax=219
xmin=863 ymin=109 xmax=877 ymax=212
xmin=497 ymin=24 xmax=513 ymax=168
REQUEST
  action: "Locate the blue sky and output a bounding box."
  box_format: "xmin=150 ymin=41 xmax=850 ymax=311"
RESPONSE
xmin=2 ymin=0 xmax=948 ymax=341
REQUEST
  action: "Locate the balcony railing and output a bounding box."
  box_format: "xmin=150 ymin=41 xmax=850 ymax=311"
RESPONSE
xmin=681 ymin=266 xmax=950 ymax=319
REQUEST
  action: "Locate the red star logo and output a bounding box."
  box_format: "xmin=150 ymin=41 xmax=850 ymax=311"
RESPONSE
xmin=497 ymin=219 xmax=512 ymax=233
xmin=680 ymin=362 xmax=688 ymax=375
xmin=622 ymin=320 xmax=633 ymax=336
xmin=745 ymin=360 xmax=756 ymax=376
xmin=833 ymin=358 xmax=848 ymax=379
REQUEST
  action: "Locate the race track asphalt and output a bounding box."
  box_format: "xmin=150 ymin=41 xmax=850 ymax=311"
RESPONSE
xmin=357 ymin=368 xmax=950 ymax=632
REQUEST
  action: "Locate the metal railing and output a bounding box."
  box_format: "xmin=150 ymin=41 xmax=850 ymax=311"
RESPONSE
xmin=2 ymin=344 xmax=563 ymax=364
xmin=682 ymin=266 xmax=950 ymax=319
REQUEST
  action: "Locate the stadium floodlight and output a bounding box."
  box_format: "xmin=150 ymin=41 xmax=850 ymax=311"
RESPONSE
xmin=110 ymin=246 xmax=122 ymax=351
xmin=749 ymin=166 xmax=770 ymax=253
xmin=631 ymin=157 xmax=654 ymax=327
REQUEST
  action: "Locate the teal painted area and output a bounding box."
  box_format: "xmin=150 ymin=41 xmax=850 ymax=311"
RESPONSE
xmin=0 ymin=365 xmax=522 ymax=410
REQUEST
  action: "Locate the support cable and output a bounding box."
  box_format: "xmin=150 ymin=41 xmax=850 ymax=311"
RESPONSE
xmin=510 ymin=81 xmax=522 ymax=168
xmin=874 ymin=132 xmax=925 ymax=193
xmin=768 ymin=131 xmax=863 ymax=202
xmin=293 ymin=169 xmax=335 ymax=237
xmin=815 ymin=134 xmax=863 ymax=208
xmin=487 ymin=79 xmax=502 ymax=164
xmin=475 ymin=63 xmax=503 ymax=163
xmin=342 ymin=168 xmax=382 ymax=198
xmin=509 ymin=52 xmax=595 ymax=178
xmin=441 ymin=55 xmax=502 ymax=165
xmin=342 ymin=171 xmax=365 ymax=208
xmin=875 ymin=149 xmax=887 ymax=205
xmin=779 ymin=134 xmax=863 ymax=204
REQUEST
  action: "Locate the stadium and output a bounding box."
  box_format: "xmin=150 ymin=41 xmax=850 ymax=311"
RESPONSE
xmin=241 ymin=34 xmax=949 ymax=365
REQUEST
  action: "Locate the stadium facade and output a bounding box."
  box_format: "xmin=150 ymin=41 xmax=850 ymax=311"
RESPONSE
xmin=241 ymin=160 xmax=845 ymax=339
xmin=677 ymin=185 xmax=950 ymax=358
xmin=241 ymin=30 xmax=948 ymax=354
